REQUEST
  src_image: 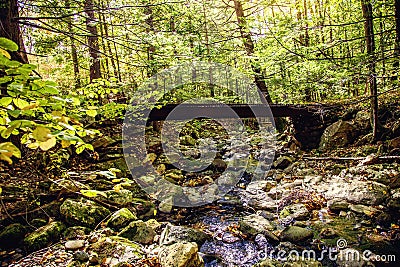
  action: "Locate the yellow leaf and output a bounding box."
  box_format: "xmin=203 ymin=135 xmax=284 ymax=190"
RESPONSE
xmin=27 ymin=142 xmax=40 ymax=149
xmin=32 ymin=126 xmax=51 ymax=142
xmin=113 ymin=184 xmax=122 ymax=192
xmin=0 ymin=154 xmax=12 ymax=164
xmin=61 ymin=140 xmax=71 ymax=148
xmin=0 ymin=48 xmax=10 ymax=59
xmin=0 ymin=187 xmax=2 ymax=195
xmin=22 ymin=102 xmax=39 ymax=110
xmin=39 ymin=137 xmax=56 ymax=151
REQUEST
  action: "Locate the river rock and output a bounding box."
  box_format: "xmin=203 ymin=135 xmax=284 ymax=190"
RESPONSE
xmin=319 ymin=120 xmax=358 ymax=150
xmin=49 ymin=179 xmax=89 ymax=193
xmin=64 ymin=226 xmax=91 ymax=240
xmin=273 ymin=156 xmax=293 ymax=169
xmin=118 ymin=220 xmax=156 ymax=244
xmin=323 ymin=180 xmax=388 ymax=205
xmin=102 ymin=189 xmax=134 ymax=205
xmin=0 ymin=223 xmax=28 ymax=249
xmin=106 ymin=208 xmax=137 ymax=230
xmin=65 ymin=239 xmax=86 ymax=250
xmin=60 ymin=198 xmax=111 ymax=228
xmin=159 ymin=242 xmax=204 ymax=267
xmin=88 ymin=236 xmax=143 ymax=266
xmin=239 ymin=214 xmax=279 ymax=243
xmin=280 ymin=204 xmax=310 ymax=220
xmin=388 ymin=188 xmax=400 ymax=209
xmin=327 ymin=199 xmax=350 ymax=212
xmin=160 ymin=224 xmax=209 ymax=246
xmin=280 ymin=226 xmax=313 ymax=244
xmin=24 ymin=221 xmax=65 ymax=251
xmin=336 ymin=248 xmax=369 ymax=267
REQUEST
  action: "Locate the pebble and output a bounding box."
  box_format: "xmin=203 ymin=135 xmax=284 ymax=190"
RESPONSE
xmin=74 ymin=251 xmax=89 ymax=262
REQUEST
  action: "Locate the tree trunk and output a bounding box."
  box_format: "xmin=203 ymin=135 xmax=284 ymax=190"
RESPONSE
xmin=145 ymin=4 xmax=156 ymax=77
xmin=66 ymin=0 xmax=80 ymax=88
xmin=84 ymin=0 xmax=101 ymax=82
xmin=232 ymin=0 xmax=272 ymax=104
xmin=0 ymin=0 xmax=28 ymax=63
xmin=393 ymin=0 xmax=400 ymax=79
xmin=361 ymin=0 xmax=380 ymax=140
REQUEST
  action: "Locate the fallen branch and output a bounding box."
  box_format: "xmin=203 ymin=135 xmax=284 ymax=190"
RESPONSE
xmin=303 ymin=155 xmax=400 ymax=161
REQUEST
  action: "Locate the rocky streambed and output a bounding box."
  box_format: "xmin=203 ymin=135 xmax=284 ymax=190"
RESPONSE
xmin=1 ymin=117 xmax=400 ymax=267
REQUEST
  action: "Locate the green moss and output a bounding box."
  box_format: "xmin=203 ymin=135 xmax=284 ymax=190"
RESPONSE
xmin=24 ymin=221 xmax=65 ymax=252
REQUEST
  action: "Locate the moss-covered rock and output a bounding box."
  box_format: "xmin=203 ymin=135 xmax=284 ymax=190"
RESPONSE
xmin=160 ymin=224 xmax=208 ymax=246
xmin=319 ymin=120 xmax=358 ymax=151
xmin=60 ymin=198 xmax=111 ymax=228
xmin=239 ymin=214 xmax=279 ymax=243
xmin=102 ymin=189 xmax=134 ymax=206
xmin=106 ymin=208 xmax=137 ymax=230
xmin=64 ymin=226 xmax=91 ymax=240
xmin=0 ymin=223 xmax=28 ymax=249
xmin=280 ymin=226 xmax=313 ymax=244
xmin=118 ymin=220 xmax=155 ymax=244
xmin=159 ymin=242 xmax=204 ymax=267
xmin=24 ymin=221 xmax=65 ymax=252
xmin=88 ymin=236 xmax=143 ymax=266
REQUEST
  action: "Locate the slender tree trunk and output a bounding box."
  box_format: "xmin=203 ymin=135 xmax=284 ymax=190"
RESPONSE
xmin=393 ymin=0 xmax=400 ymax=79
xmin=0 ymin=0 xmax=28 ymax=63
xmin=232 ymin=0 xmax=272 ymax=104
xmin=65 ymin=0 xmax=80 ymax=88
xmin=101 ymin=0 xmax=118 ymax=80
xmin=361 ymin=0 xmax=380 ymax=140
xmin=98 ymin=16 xmax=109 ymax=79
xmin=84 ymin=0 xmax=101 ymax=82
xmin=145 ymin=4 xmax=156 ymax=77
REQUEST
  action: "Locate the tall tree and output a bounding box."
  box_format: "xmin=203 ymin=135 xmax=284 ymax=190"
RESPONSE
xmin=84 ymin=0 xmax=101 ymax=82
xmin=394 ymin=0 xmax=400 ymax=78
xmin=65 ymin=0 xmax=81 ymax=88
xmin=232 ymin=0 xmax=272 ymax=103
xmin=361 ymin=0 xmax=380 ymax=139
xmin=0 ymin=0 xmax=28 ymax=63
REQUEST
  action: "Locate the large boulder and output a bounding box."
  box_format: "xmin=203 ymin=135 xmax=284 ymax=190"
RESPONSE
xmin=60 ymin=198 xmax=111 ymax=228
xmin=319 ymin=120 xmax=358 ymax=150
xmin=159 ymin=242 xmax=204 ymax=267
xmin=353 ymin=110 xmax=371 ymax=134
xmin=24 ymin=221 xmax=65 ymax=251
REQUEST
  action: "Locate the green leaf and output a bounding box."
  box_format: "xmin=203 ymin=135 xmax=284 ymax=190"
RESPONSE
xmin=32 ymin=126 xmax=51 ymax=142
xmin=0 ymin=76 xmax=12 ymax=84
xmin=86 ymin=110 xmax=97 ymax=117
xmin=7 ymin=110 xmax=20 ymax=118
xmin=0 ymin=38 xmax=18 ymax=51
xmin=0 ymin=97 xmax=12 ymax=107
